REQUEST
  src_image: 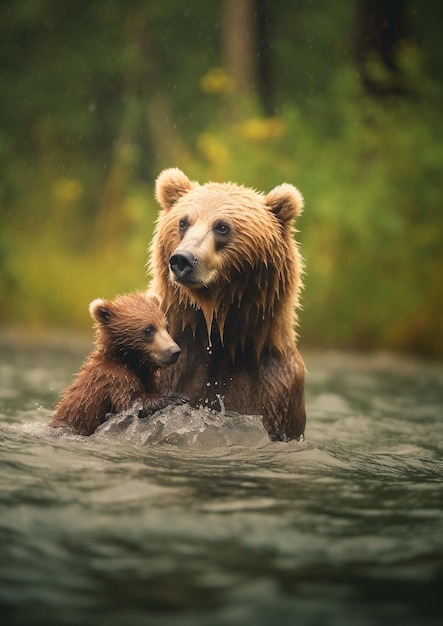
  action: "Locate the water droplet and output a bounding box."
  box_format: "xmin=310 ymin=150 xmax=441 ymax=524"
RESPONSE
xmin=206 ymin=382 xmax=211 ymax=387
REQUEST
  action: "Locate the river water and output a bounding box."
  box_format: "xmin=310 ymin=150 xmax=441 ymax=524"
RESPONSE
xmin=0 ymin=337 xmax=442 ymax=626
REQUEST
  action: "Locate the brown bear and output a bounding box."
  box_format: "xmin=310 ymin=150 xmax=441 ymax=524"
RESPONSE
xmin=49 ymin=292 xmax=187 ymax=436
xmin=149 ymin=168 xmax=306 ymax=441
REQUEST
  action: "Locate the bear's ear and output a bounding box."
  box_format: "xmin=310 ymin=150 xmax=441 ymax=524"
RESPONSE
xmin=89 ymin=298 xmax=113 ymax=325
xmin=265 ymin=183 xmax=304 ymax=225
xmin=155 ymin=168 xmax=197 ymax=211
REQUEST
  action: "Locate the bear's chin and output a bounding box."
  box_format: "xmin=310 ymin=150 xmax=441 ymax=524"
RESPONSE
xmin=170 ymin=272 xmax=217 ymax=292
xmin=176 ymin=283 xmax=215 ymax=302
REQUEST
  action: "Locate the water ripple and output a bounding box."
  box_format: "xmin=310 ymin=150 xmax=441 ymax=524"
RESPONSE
xmin=1 ymin=344 xmax=443 ymax=625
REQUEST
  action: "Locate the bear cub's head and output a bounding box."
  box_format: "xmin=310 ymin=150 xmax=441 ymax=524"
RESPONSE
xmin=89 ymin=292 xmax=181 ymax=368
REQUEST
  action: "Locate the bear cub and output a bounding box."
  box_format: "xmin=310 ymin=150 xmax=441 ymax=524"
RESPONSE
xmin=49 ymin=292 xmax=188 ymax=436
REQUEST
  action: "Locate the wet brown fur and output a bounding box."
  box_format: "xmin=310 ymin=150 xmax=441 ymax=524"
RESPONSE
xmin=149 ymin=168 xmax=306 ymax=441
xmin=49 ymin=292 xmax=183 ymax=436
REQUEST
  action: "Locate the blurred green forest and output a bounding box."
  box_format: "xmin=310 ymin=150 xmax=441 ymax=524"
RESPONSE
xmin=1 ymin=0 xmax=442 ymax=355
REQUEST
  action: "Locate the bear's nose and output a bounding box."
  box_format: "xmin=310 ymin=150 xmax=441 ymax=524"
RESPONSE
xmin=170 ymin=250 xmax=196 ymax=280
xmin=168 ymin=345 xmax=182 ymax=364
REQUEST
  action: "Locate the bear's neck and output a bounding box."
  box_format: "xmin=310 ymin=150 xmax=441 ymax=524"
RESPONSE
xmin=165 ymin=277 xmax=298 ymax=362
xmin=96 ymin=347 xmax=158 ymax=391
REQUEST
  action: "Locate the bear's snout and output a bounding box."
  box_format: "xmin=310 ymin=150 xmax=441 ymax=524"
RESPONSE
xmin=170 ymin=250 xmax=197 ymax=281
xmin=157 ymin=344 xmax=181 ymax=367
xmin=152 ymin=342 xmax=182 ymax=368
xmin=168 ymin=345 xmax=182 ymax=364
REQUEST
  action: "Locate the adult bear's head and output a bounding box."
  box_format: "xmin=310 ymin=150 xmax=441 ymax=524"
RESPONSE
xmin=149 ymin=168 xmax=304 ymax=356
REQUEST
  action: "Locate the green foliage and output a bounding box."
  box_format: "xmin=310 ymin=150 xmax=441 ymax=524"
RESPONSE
xmin=1 ymin=1 xmax=442 ymax=355
xmin=1 ymin=180 xmax=156 ymax=330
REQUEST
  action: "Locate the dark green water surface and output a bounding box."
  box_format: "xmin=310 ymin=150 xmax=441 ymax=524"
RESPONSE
xmin=0 ymin=339 xmax=442 ymax=626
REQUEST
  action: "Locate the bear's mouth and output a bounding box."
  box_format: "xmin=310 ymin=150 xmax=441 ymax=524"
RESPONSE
xmin=171 ymin=272 xmax=203 ymax=287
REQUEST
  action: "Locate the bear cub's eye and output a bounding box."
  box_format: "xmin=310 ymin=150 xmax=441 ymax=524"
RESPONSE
xmin=214 ymin=221 xmax=230 ymax=236
xmin=144 ymin=325 xmax=155 ymax=339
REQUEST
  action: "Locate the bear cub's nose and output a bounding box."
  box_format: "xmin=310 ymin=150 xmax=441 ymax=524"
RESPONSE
xmin=169 ymin=346 xmax=182 ymax=364
xmin=170 ymin=250 xmax=196 ymax=280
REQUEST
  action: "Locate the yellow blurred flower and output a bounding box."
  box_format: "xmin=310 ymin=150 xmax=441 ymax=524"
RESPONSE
xmin=197 ymin=133 xmax=229 ymax=166
xmin=200 ymin=68 xmax=236 ymax=95
xmin=53 ymin=178 xmax=84 ymax=204
xmin=240 ymin=117 xmax=286 ymax=141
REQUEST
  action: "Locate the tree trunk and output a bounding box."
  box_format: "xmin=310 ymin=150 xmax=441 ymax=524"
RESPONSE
xmin=354 ymin=0 xmax=411 ymax=97
xmin=255 ymin=0 xmax=274 ymax=115
xmin=222 ymin=0 xmax=257 ymax=98
xmin=222 ymin=0 xmax=274 ymax=116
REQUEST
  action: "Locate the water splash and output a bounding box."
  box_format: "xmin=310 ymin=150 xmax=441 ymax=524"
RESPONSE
xmin=94 ymin=402 xmax=269 ymax=450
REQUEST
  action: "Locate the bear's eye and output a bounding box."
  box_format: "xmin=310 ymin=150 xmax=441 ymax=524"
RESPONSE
xmin=214 ymin=221 xmax=230 ymax=236
xmin=178 ymin=218 xmax=189 ymax=233
xmin=144 ymin=325 xmax=155 ymax=338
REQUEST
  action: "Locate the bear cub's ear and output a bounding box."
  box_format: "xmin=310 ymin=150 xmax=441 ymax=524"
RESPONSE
xmin=146 ymin=292 xmax=161 ymax=307
xmin=265 ymin=183 xmax=304 ymax=224
xmin=89 ymin=298 xmax=113 ymax=324
xmin=155 ymin=168 xmax=197 ymax=211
